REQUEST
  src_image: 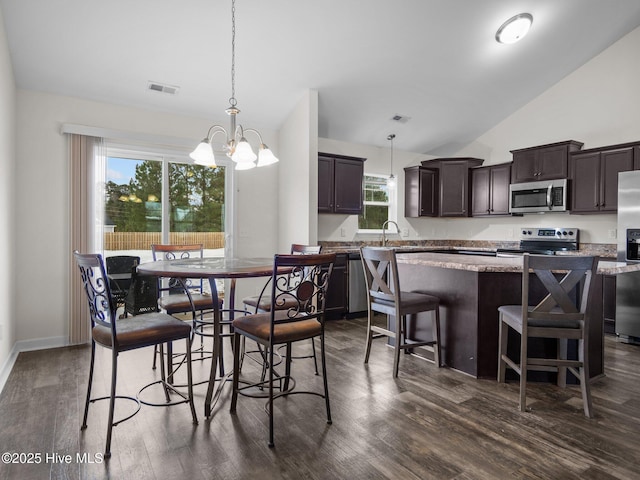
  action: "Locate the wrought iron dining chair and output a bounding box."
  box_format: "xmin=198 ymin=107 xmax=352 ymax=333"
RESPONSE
xmin=360 ymin=246 xmax=442 ymax=377
xmin=497 ymin=253 xmax=598 ymax=417
xmin=74 ymin=252 xmax=197 ymax=458
xmin=230 ymin=253 xmax=336 ymax=447
xmin=150 ymin=243 xmax=223 ymax=373
xmin=242 ymin=244 xmax=322 ymax=374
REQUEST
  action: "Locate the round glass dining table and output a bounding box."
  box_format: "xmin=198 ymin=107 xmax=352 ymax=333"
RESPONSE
xmin=137 ymin=256 xmax=281 ymax=417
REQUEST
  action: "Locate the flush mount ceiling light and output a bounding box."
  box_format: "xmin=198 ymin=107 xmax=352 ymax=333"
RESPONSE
xmin=387 ymin=134 xmax=396 ymax=188
xmin=495 ymin=13 xmax=533 ymax=44
xmin=189 ymin=0 xmax=278 ymax=170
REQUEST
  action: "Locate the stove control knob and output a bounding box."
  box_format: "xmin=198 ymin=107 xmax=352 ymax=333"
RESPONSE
xmin=569 ymin=231 xmax=574 ymax=236
xmin=527 ymin=230 xmax=532 ymax=235
xmin=522 ymin=230 xmax=527 ymax=235
xmin=562 ymin=231 xmax=567 ymax=235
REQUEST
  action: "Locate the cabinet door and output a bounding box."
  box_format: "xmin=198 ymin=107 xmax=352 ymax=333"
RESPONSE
xmin=489 ymin=164 xmax=511 ymax=215
xmin=317 ymin=155 xmax=334 ymax=213
xmin=471 ymin=167 xmax=491 ymax=216
xmin=325 ymin=254 xmax=348 ymax=319
xmin=404 ymin=167 xmax=437 ymax=217
xmin=537 ymin=144 xmax=568 ymax=181
xmin=600 ymin=148 xmax=634 ymax=212
xmin=511 ymin=150 xmax=538 ymax=183
xmin=570 ymin=152 xmax=601 ymax=213
xmin=439 ymin=161 xmax=470 ymax=216
xmin=419 ymin=168 xmax=438 ymax=216
xmin=333 ymin=158 xmax=364 ymax=214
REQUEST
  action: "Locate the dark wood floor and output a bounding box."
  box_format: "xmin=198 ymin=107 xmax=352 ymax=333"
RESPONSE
xmin=1 ymin=316 xmax=640 ymax=480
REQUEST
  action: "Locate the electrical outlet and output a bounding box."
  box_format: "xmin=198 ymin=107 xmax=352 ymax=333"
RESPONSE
xmin=340 ymin=228 xmax=346 ymax=237
xmin=507 ymin=228 xmax=514 ymax=238
xmin=608 ymin=229 xmax=617 ymax=239
xmin=402 ymin=228 xmax=409 ymax=237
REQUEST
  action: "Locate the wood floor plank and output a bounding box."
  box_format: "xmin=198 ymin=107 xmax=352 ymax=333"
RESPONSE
xmin=1 ymin=317 xmax=640 ymax=480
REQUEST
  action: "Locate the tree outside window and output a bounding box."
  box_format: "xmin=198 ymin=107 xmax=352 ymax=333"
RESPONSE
xmin=358 ymin=174 xmax=391 ymax=231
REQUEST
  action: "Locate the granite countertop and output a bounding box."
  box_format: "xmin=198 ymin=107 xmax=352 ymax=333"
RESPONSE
xmin=396 ymin=251 xmax=640 ymax=275
xmin=319 ymin=241 xmax=618 ymax=258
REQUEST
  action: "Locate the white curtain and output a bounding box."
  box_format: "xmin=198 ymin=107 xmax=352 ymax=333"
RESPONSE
xmin=68 ymin=134 xmax=105 ymax=344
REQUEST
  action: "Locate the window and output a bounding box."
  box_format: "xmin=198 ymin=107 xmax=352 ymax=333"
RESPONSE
xmin=102 ymin=145 xmax=228 ymax=263
xmin=358 ymin=174 xmax=393 ymax=231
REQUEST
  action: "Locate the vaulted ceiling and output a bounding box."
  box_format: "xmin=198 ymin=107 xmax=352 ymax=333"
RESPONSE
xmin=2 ymin=0 xmax=640 ymax=154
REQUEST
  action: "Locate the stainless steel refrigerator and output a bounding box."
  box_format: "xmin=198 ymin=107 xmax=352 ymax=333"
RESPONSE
xmin=616 ymin=170 xmax=640 ymax=343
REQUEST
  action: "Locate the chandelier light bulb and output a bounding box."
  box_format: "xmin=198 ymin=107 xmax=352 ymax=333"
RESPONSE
xmin=189 ymin=140 xmax=217 ymax=167
xmin=235 ymin=160 xmax=256 ymax=170
xmin=257 ymin=145 xmax=278 ymax=167
xmin=231 ymin=137 xmax=258 ymax=163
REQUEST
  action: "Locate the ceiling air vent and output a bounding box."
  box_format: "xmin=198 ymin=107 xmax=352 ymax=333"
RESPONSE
xmin=391 ymin=114 xmax=411 ymax=124
xmin=147 ymin=81 xmax=180 ymax=95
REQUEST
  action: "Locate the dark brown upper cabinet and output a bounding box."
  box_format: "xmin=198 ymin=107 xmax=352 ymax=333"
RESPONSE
xmin=404 ymin=166 xmax=438 ymax=217
xmin=419 ymin=158 xmax=484 ymax=217
xmin=318 ymin=153 xmax=365 ymax=214
xmin=510 ymin=140 xmax=583 ymax=183
xmin=471 ymin=163 xmax=512 ymax=216
xmin=570 ymin=142 xmax=638 ymax=214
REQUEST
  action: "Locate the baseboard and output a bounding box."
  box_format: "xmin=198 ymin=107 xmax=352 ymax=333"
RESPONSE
xmin=0 ymin=336 xmax=69 ymax=394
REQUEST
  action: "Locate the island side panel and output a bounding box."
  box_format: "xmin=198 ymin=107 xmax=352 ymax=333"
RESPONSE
xmin=397 ymin=263 xmax=482 ymax=377
xmin=476 ymin=271 xmax=525 ymax=378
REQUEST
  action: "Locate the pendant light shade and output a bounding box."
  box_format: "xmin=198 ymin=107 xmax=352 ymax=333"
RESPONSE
xmin=257 ymin=145 xmax=278 ymax=167
xmin=190 ymin=139 xmax=217 ymax=167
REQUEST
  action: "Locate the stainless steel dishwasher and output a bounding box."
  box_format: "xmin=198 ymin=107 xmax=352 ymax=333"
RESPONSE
xmin=348 ymin=253 xmax=368 ymax=317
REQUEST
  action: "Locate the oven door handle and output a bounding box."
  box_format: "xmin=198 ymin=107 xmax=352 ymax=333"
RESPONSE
xmin=547 ymin=184 xmax=553 ymax=210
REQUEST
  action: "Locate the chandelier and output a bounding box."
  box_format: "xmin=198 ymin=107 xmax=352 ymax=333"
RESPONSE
xmin=189 ymin=0 xmax=278 ymax=170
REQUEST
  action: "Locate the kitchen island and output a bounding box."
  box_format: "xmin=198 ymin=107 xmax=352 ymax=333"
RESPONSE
xmin=395 ymin=251 xmax=640 ymax=379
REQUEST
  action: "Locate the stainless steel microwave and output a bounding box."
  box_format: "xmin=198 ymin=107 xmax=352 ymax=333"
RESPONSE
xmin=509 ymin=178 xmax=568 ymax=214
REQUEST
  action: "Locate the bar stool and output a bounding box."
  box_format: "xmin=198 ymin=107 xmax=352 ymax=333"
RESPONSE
xmin=360 ymin=246 xmax=442 ymax=377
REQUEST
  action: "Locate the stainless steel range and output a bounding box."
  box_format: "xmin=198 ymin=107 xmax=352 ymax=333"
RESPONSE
xmin=496 ymin=227 xmax=579 ymax=257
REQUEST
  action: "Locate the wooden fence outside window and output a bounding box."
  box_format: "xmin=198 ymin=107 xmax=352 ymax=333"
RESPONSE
xmin=104 ymin=232 xmax=225 ymax=250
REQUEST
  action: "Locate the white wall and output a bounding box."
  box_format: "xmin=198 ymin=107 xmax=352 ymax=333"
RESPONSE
xmin=0 ymin=6 xmax=16 ymax=381
xmin=277 ymin=90 xmax=318 ymax=252
xmin=319 ymin=26 xmax=640 ymax=245
xmin=13 ymin=91 xmax=280 ymax=346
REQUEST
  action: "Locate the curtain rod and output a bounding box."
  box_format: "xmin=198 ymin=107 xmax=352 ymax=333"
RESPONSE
xmin=60 ymin=123 xmax=196 ymax=149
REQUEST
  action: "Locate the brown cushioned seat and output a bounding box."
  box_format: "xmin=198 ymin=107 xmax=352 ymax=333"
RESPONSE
xmin=92 ymin=312 xmax=192 ymax=350
xmin=158 ymin=293 xmax=222 ymax=315
xmin=232 ymin=310 xmax=321 ymax=344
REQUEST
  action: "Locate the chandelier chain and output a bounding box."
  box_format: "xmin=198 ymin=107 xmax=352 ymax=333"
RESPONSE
xmin=229 ymin=0 xmax=237 ymax=107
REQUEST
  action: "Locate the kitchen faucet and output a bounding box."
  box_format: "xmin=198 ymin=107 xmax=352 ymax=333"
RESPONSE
xmin=381 ymin=220 xmax=400 ymax=246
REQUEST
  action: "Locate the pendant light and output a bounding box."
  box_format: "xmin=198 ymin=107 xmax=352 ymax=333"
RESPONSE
xmin=189 ymin=0 xmax=279 ymax=170
xmin=387 ymin=134 xmax=396 ymax=188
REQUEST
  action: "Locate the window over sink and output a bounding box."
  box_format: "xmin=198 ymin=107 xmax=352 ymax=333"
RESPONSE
xmin=358 ymin=174 xmax=394 ymax=232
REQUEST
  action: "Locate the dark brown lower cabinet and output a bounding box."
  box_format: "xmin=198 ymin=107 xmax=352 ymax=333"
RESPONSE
xmin=325 ymin=253 xmax=348 ymax=319
xmin=603 ymin=274 xmax=616 ymax=335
